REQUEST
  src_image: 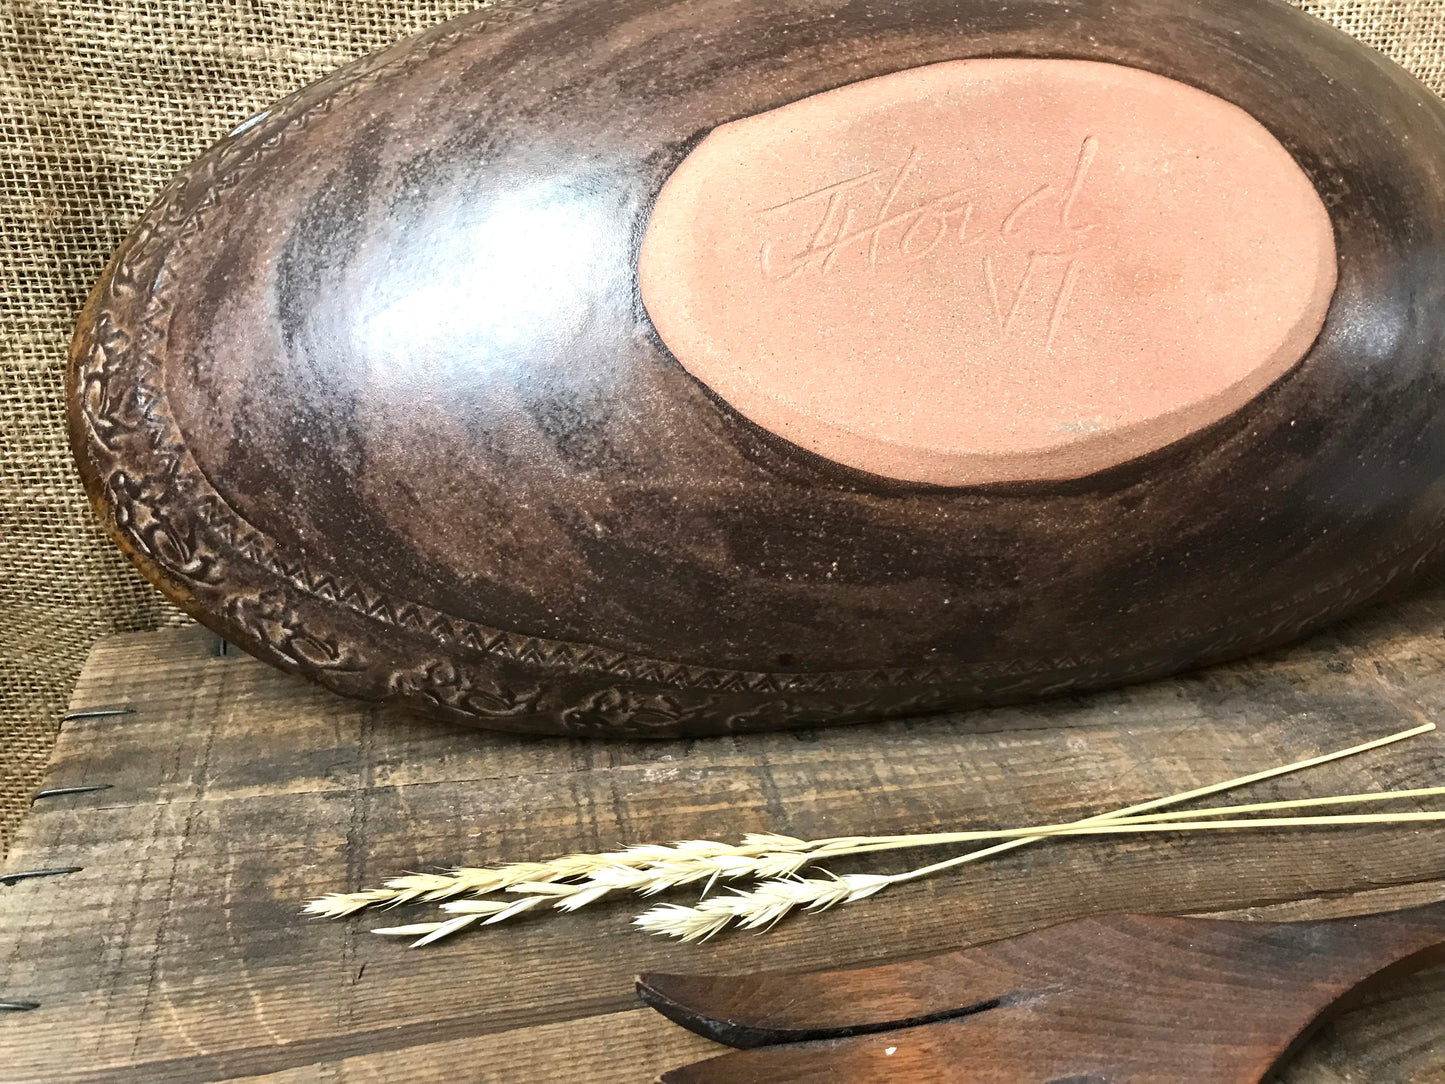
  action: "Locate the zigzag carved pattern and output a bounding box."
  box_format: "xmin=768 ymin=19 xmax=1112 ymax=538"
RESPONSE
xmin=73 ymin=4 xmax=1445 ymax=727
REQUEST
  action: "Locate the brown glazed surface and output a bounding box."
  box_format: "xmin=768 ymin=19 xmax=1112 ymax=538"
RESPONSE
xmin=69 ymin=0 xmax=1445 ymax=736
xmin=640 ymin=59 xmax=1337 ymax=486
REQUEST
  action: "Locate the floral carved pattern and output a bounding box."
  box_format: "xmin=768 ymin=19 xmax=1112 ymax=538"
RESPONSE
xmin=70 ymin=6 xmax=1445 ymax=736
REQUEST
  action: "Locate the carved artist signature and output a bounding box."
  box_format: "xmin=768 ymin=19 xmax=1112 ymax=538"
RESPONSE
xmin=757 ymin=136 xmax=1100 ymax=351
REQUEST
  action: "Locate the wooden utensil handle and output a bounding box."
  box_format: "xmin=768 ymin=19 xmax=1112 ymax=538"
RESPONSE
xmin=645 ymin=901 xmax=1445 ymax=1084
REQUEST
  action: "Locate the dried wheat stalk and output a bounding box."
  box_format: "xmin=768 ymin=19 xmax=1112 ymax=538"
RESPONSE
xmin=372 ymin=790 xmax=1445 ymax=941
xmin=303 ymin=834 xmax=810 ymax=918
xmin=635 ymin=809 xmax=1445 ymax=939
xmin=313 ymin=722 xmax=1434 ymax=918
xmin=302 ymin=722 xmax=1441 ymax=944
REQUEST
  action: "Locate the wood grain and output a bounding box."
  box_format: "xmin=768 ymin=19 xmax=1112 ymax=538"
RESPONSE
xmin=2 ymin=578 xmax=1445 ymax=1081
xmin=641 ymin=905 xmax=1445 ymax=1082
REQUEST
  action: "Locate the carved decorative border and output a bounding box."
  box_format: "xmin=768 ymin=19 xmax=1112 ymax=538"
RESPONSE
xmin=71 ymin=5 xmax=1445 ymax=732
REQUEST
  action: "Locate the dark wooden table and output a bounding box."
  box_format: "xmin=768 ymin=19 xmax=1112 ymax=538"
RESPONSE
xmin=3 ymin=584 xmax=1445 ymax=1082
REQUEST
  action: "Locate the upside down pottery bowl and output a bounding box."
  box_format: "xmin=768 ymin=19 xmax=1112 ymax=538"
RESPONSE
xmin=70 ymin=0 xmax=1445 ymax=736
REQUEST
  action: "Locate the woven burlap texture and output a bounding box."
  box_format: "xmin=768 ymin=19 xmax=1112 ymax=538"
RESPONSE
xmin=2 ymin=0 xmax=1444 ymax=855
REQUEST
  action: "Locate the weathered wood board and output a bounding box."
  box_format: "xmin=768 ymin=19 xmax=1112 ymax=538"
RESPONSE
xmin=2 ymin=579 xmax=1445 ymax=1082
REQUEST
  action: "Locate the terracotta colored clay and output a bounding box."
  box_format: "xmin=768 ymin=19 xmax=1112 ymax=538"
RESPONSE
xmin=640 ymin=59 xmax=1337 ymax=485
xmin=67 ymin=0 xmax=1445 ymax=736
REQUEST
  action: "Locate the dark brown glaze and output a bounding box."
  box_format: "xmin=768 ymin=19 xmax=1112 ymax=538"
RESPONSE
xmin=68 ymin=0 xmax=1445 ymax=736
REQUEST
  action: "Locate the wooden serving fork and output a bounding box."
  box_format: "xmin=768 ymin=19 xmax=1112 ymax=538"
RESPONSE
xmin=638 ymin=902 xmax=1445 ymax=1083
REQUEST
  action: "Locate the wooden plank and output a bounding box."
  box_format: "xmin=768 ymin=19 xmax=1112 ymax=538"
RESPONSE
xmin=0 ymin=580 xmax=1444 ymax=1082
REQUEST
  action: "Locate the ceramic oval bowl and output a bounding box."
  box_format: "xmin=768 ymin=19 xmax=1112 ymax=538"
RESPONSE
xmin=70 ymin=0 xmax=1445 ymax=735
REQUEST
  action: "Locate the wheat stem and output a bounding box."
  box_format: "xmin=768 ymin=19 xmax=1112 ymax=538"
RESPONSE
xmin=770 ymin=722 xmax=1442 ymax=877
xmin=310 ymin=723 xmax=1434 ymax=920
xmin=715 ymin=784 xmax=1445 ymax=866
xmin=636 ymin=723 xmax=1439 ymax=940
xmin=1111 ymin=785 xmax=1445 ymax=822
xmin=306 ymin=722 xmax=1439 ymax=943
xmin=636 ymin=806 xmax=1445 ymax=941
xmin=375 ymin=803 xmax=1445 ymax=944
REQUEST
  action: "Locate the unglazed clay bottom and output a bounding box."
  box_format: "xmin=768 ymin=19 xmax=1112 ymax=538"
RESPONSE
xmin=640 ymin=59 xmax=1338 ymax=486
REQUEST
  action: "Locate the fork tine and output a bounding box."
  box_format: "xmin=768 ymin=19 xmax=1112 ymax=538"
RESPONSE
xmin=656 ymin=1023 xmax=1006 ymax=1084
xmin=638 ymin=913 xmax=1114 ymax=1048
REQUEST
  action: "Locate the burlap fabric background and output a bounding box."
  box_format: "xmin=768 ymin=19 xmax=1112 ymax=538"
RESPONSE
xmin=2 ymin=1 xmax=1444 ymax=856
